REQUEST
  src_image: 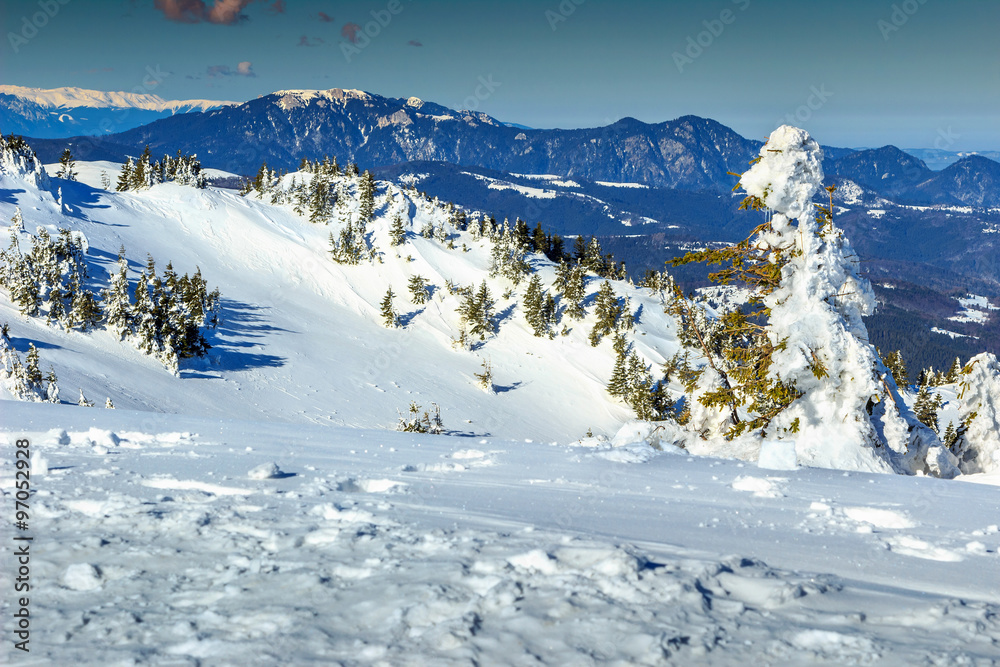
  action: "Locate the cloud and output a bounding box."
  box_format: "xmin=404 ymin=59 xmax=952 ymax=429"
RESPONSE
xmin=297 ymin=35 xmax=324 ymax=47
xmin=341 ymin=22 xmax=362 ymax=44
xmin=153 ymin=0 xmax=252 ymax=25
xmin=408 ymin=40 xmax=423 ymax=47
xmin=317 ymin=11 xmax=333 ymax=22
xmin=267 ymin=0 xmax=285 ymax=14
xmin=205 ymin=61 xmax=255 ymax=77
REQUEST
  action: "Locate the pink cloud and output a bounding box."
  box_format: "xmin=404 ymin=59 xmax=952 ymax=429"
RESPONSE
xmin=267 ymin=0 xmax=285 ymax=14
xmin=341 ymin=22 xmax=362 ymax=44
xmin=153 ymin=0 xmax=252 ymax=25
xmin=317 ymin=11 xmax=334 ymax=22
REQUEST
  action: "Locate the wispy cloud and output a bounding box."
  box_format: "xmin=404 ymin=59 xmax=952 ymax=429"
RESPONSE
xmin=267 ymin=0 xmax=285 ymax=14
xmin=297 ymin=35 xmax=324 ymax=47
xmin=408 ymin=40 xmax=423 ymax=47
xmin=153 ymin=0 xmax=253 ymax=25
xmin=341 ymin=22 xmax=362 ymax=44
xmin=206 ymin=61 xmax=256 ymax=77
xmin=317 ymin=11 xmax=334 ymax=23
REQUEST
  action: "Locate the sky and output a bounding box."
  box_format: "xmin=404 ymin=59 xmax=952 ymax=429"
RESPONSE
xmin=0 ymin=0 xmax=997 ymax=150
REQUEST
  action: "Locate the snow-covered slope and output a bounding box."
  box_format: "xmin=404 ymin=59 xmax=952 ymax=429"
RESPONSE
xmin=2 ymin=402 xmax=999 ymax=664
xmin=0 ymin=159 xmax=680 ymax=443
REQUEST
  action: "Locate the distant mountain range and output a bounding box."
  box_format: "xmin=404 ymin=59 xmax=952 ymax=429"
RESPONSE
xmin=8 ymin=86 xmax=997 ymax=210
xmin=2 ymin=84 xmax=998 ymax=373
xmin=0 ymin=85 xmax=236 ymax=138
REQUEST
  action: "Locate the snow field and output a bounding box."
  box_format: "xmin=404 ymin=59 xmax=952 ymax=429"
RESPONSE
xmin=3 ymin=402 xmax=1000 ymax=665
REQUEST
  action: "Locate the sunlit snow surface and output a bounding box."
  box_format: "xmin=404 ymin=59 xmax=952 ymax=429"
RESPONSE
xmin=2 ymin=403 xmax=999 ymax=665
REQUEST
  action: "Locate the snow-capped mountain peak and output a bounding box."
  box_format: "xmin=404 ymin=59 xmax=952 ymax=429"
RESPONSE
xmin=0 ymin=84 xmax=236 ymax=113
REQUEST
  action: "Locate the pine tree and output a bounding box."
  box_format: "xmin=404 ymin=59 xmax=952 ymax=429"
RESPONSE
xmin=11 ymin=207 xmax=24 ymax=233
xmin=116 ymin=158 xmax=134 ymax=191
xmin=380 ymin=287 xmax=398 ymax=328
xmin=607 ymin=342 xmax=629 ymax=398
xmin=390 ymin=214 xmax=406 ymax=246
xmin=408 ymin=275 xmax=428 ymax=304
xmin=560 ymin=264 xmax=587 ymax=320
xmin=522 ymin=274 xmax=552 ymax=338
xmin=913 ymin=385 xmax=939 ymax=432
xmin=102 ymin=249 xmax=133 ymax=339
xmin=589 ymin=281 xmax=621 ymax=347
xmin=77 ymin=388 xmax=94 ymax=407
xmin=942 ymin=421 xmax=958 ymax=451
xmin=358 ymin=170 xmax=376 ymax=224
xmin=24 ymin=343 xmax=43 ymax=389
xmin=883 ymin=349 xmax=909 ymax=388
xmin=45 ymin=368 xmax=59 ymax=403
xmin=946 ymin=357 xmax=963 ymax=384
xmin=474 ymin=358 xmax=495 ymax=393
xmin=57 ymin=148 xmax=77 ymax=180
xmin=309 ymin=179 xmax=330 ymax=224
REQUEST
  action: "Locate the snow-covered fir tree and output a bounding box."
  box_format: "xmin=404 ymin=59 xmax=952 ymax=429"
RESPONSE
xmin=380 ymin=287 xmax=398 ymax=328
xmin=56 ymin=148 xmax=77 ymax=181
xmin=408 ymin=275 xmax=429 ymax=304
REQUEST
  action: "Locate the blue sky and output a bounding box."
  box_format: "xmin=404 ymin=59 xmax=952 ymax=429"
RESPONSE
xmin=1 ymin=0 xmax=997 ymax=150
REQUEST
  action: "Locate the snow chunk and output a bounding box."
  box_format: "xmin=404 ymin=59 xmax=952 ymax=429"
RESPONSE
xmin=63 ymin=563 xmax=103 ymax=591
xmin=758 ymin=440 xmax=797 ymax=470
xmin=842 ymin=507 xmax=914 ymax=529
xmin=248 ymin=462 xmax=284 ymax=480
xmin=739 ymin=125 xmax=823 ymax=219
xmin=731 ymin=476 xmax=784 ymax=498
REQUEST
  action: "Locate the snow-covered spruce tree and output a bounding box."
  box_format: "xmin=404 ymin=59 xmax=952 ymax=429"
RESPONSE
xmin=116 ymin=158 xmax=134 ymax=191
xmin=474 ymin=358 xmax=495 ymax=393
xmin=396 ymin=402 xmax=445 ymax=434
xmin=589 ymin=281 xmax=623 ymax=347
xmin=358 ymin=170 xmax=377 ymax=225
xmin=77 ymin=387 xmax=94 ymax=407
xmin=913 ymin=385 xmax=940 ymax=432
xmin=105 ymin=397 xmax=115 ymax=409
xmin=882 ymin=349 xmax=909 ymax=388
xmin=951 ymin=353 xmax=1000 ymax=474
xmin=101 ymin=248 xmax=133 ymax=339
xmin=675 ymin=125 xmax=950 ymax=474
xmin=523 ymin=274 xmax=553 ymax=338
xmin=458 ymin=281 xmax=496 ymax=341
xmin=555 ymin=260 xmax=587 ymax=320
xmin=57 ymin=148 xmax=77 ymax=181
xmin=390 ymin=214 xmax=406 ymax=247
xmin=380 ymin=288 xmax=398 ymax=328
xmin=408 ymin=275 xmax=429 ymax=304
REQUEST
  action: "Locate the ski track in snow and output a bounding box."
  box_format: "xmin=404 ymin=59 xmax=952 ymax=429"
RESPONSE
xmin=3 ymin=405 xmax=1000 ymax=665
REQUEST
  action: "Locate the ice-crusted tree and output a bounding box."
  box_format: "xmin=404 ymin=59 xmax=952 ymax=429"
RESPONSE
xmin=951 ymin=353 xmax=1000 ymax=474
xmin=101 ymin=248 xmax=132 ymax=339
xmin=674 ymin=126 xmax=951 ymax=474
